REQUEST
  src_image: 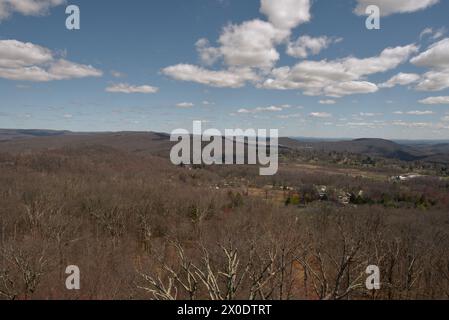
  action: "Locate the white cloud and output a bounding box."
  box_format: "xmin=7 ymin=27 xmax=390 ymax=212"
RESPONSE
xmin=176 ymin=102 xmax=194 ymax=108
xmin=237 ymin=105 xmax=289 ymax=114
xmin=410 ymin=38 xmax=449 ymax=92
xmin=162 ymin=64 xmax=259 ymax=88
xmin=0 ymin=0 xmax=65 ymax=21
xmin=110 ymin=70 xmax=125 ymax=78
xmin=431 ymin=27 xmax=447 ymax=40
xmin=310 ymin=112 xmax=332 ymax=118
xmin=415 ymin=70 xmax=449 ymax=91
xmin=163 ymin=0 xmax=313 ymax=87
xmin=0 ymin=39 xmax=102 ymax=81
xmin=162 ymin=0 xmax=416 ymax=99
xmin=324 ymin=81 xmax=379 ymax=97
xmin=277 ymin=113 xmax=302 ymax=119
xmin=342 ymin=44 xmax=419 ymax=77
xmin=419 ymin=27 xmax=446 ymax=41
xmin=406 ymin=110 xmax=435 ymax=115
xmin=195 ymin=38 xmax=222 ymax=66
xmin=106 ymin=83 xmax=159 ymax=94
xmin=195 ymin=0 xmax=313 ymax=69
xmin=359 ymin=112 xmax=382 ymax=117
xmin=258 ymin=106 xmax=283 ymax=112
xmin=218 ymin=19 xmax=289 ymax=69
xmin=391 ymin=120 xmax=434 ymax=128
xmin=354 ymin=0 xmax=439 ymax=17
xmin=419 ymin=96 xmax=449 ymax=104
xmin=346 ymin=122 xmax=385 ymax=129
xmin=286 ymin=35 xmax=341 ymax=59
xmin=0 ymin=39 xmax=52 ymax=67
xmin=262 ymin=44 xmax=417 ymax=97
xmin=260 ymin=0 xmax=311 ymax=30
xmin=379 ymin=72 xmax=420 ymax=88
xmin=49 ymin=59 xmax=103 ymax=79
xmin=319 ymin=99 xmax=336 ymax=105
xmin=186 ymin=1 xmax=313 ymax=70
xmin=195 ymin=19 xmax=292 ymax=69
xmin=393 ymin=110 xmax=434 ymax=115
xmin=411 ymin=38 xmax=449 ymax=69
xmin=420 ymin=28 xmax=434 ymax=40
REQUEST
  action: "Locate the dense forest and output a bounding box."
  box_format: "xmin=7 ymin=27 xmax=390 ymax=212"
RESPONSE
xmin=1 ymin=143 xmax=448 ymax=300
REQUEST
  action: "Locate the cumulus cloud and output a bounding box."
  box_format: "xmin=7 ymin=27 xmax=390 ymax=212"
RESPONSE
xmin=262 ymin=44 xmax=417 ymax=96
xmin=419 ymin=96 xmax=449 ymax=104
xmin=310 ymin=112 xmax=332 ymax=118
xmin=188 ymin=20 xmax=289 ymax=84
xmin=394 ymin=110 xmax=434 ymax=115
xmin=412 ymin=38 xmax=449 ymax=91
xmin=218 ymin=19 xmax=289 ymax=69
xmin=420 ymin=27 xmax=447 ymax=41
xmin=49 ymin=60 xmax=102 ymax=79
xmin=324 ymin=81 xmax=379 ymax=97
xmin=286 ymin=35 xmax=341 ymax=59
xmin=431 ymin=28 xmax=447 ymax=41
xmin=391 ymin=120 xmax=434 ymax=128
xmin=106 ymin=83 xmax=159 ymax=94
xmin=237 ymin=105 xmax=290 ymax=114
xmin=345 ymin=121 xmax=385 ymax=129
xmin=414 ymin=70 xmax=449 ymax=92
xmin=260 ymin=0 xmax=311 ymax=30
xmin=163 ymin=0 xmax=416 ymax=98
xmin=354 ymin=0 xmax=439 ymax=17
xmin=0 ymin=39 xmax=52 ymax=67
xmin=406 ymin=110 xmax=435 ymax=115
xmin=176 ymin=102 xmax=194 ymax=108
xmin=0 ymin=39 xmax=102 ymax=81
xmin=277 ymin=113 xmax=302 ymax=119
xmin=194 ymin=0 xmax=314 ymax=70
xmin=192 ymin=0 xmax=314 ymax=69
xmin=0 ymin=0 xmax=65 ymax=21
xmin=163 ymin=0 xmax=314 ymax=88
xmin=319 ymin=99 xmax=336 ymax=105
xmin=342 ymin=44 xmax=419 ymax=76
xmin=162 ymin=64 xmax=259 ymax=88
xmin=195 ymin=38 xmax=221 ymax=66
xmin=379 ymin=72 xmax=420 ymax=88
xmin=110 ymin=70 xmax=125 ymax=78
xmin=359 ymin=112 xmax=382 ymax=117
xmin=420 ymin=28 xmax=434 ymax=40
xmin=411 ymin=38 xmax=449 ymax=69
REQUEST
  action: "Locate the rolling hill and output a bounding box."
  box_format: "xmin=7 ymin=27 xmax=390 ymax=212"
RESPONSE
xmin=1 ymin=129 xmax=449 ymax=164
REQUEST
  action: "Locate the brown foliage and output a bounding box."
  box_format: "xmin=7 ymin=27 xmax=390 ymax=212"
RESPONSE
xmin=0 ymin=146 xmax=448 ymax=300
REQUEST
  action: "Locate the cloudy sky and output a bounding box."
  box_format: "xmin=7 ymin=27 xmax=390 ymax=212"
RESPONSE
xmin=1 ymin=0 xmax=449 ymax=139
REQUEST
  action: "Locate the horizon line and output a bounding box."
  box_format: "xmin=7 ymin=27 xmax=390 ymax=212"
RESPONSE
xmin=1 ymin=127 xmax=449 ymax=142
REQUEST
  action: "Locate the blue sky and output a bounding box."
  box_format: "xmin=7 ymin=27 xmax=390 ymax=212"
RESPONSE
xmin=1 ymin=0 xmax=449 ymax=139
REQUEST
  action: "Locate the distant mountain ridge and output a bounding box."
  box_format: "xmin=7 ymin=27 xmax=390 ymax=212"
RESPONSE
xmin=316 ymin=138 xmax=425 ymax=161
xmin=284 ymin=137 xmax=449 ymax=163
xmin=0 ymin=129 xmax=72 ymax=141
xmin=1 ymin=129 xmax=448 ymax=164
